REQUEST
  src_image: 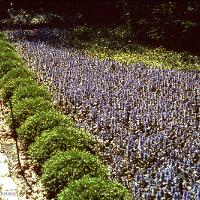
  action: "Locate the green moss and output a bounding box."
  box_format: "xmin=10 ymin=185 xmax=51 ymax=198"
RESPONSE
xmin=41 ymin=150 xmax=109 ymax=198
xmin=58 ymin=177 xmax=131 ymax=200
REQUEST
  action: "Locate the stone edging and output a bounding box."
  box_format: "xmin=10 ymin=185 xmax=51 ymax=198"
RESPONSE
xmin=0 ymin=152 xmax=18 ymax=200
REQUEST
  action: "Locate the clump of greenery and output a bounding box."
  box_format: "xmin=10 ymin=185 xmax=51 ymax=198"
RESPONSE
xmin=66 ymin=26 xmax=200 ymax=71
xmin=85 ymin=41 xmax=200 ymax=70
xmin=0 ymin=35 xmax=19 ymax=61
xmin=41 ymin=150 xmax=109 ymax=198
xmin=12 ymin=84 xmax=51 ymax=104
xmin=17 ymin=110 xmax=74 ymax=146
xmin=0 ymin=40 xmax=20 ymax=61
xmin=0 ymin=66 xmax=36 ymax=87
xmin=0 ymin=77 xmax=37 ymax=103
xmin=6 ymin=97 xmax=53 ymax=129
xmin=58 ymin=176 xmax=131 ymax=200
xmin=0 ymin=43 xmax=16 ymax=52
xmin=0 ymin=59 xmax=23 ymax=79
xmin=2 ymin=8 xmax=65 ymax=27
xmin=28 ymin=126 xmax=99 ymax=167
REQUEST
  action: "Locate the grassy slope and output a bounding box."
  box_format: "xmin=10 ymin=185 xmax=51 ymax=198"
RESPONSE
xmin=65 ymin=26 xmax=200 ymax=71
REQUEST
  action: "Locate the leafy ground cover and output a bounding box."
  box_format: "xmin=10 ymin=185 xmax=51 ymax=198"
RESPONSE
xmin=5 ymin=28 xmax=200 ymax=199
xmin=64 ymin=26 xmax=200 ymax=71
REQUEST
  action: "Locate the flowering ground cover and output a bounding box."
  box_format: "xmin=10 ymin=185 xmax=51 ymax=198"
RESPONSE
xmin=5 ymin=29 xmax=200 ymax=199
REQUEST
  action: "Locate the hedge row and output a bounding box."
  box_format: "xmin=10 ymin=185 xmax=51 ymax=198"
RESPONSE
xmin=0 ymin=33 xmax=131 ymax=199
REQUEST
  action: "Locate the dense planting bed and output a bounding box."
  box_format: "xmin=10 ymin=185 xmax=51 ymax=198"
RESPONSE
xmin=5 ymin=29 xmax=200 ymax=199
xmin=1 ymin=32 xmax=131 ymax=199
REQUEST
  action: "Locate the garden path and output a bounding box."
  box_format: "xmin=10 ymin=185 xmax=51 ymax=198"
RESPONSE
xmin=0 ymin=105 xmax=19 ymax=200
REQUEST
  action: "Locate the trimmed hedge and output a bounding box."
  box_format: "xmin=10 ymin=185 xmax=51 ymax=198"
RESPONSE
xmin=28 ymin=126 xmax=99 ymax=167
xmin=0 ymin=66 xmax=36 ymax=87
xmin=6 ymin=97 xmax=53 ymax=129
xmin=12 ymin=84 xmax=51 ymax=104
xmin=0 ymin=44 xmax=16 ymax=52
xmin=0 ymin=59 xmax=23 ymax=79
xmin=41 ymin=150 xmax=109 ymax=198
xmin=1 ymin=77 xmax=37 ymax=103
xmin=0 ymin=41 xmax=19 ymax=62
xmin=17 ymin=110 xmax=74 ymax=146
xmin=58 ymin=177 xmax=131 ymax=200
xmin=0 ymin=33 xmax=15 ymax=50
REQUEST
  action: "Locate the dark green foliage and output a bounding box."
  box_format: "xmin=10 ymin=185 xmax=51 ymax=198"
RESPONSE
xmin=0 ymin=32 xmax=5 ymax=39
xmin=64 ymin=25 xmax=200 ymax=70
xmin=1 ymin=77 xmax=37 ymax=103
xmin=1 ymin=1 xmax=121 ymax=27
xmin=17 ymin=110 xmax=74 ymax=146
xmin=129 ymin=1 xmax=200 ymax=53
xmin=58 ymin=177 xmax=131 ymax=200
xmin=41 ymin=150 xmax=109 ymax=198
xmin=11 ymin=84 xmax=51 ymax=104
xmin=2 ymin=1 xmax=200 ymax=53
xmin=6 ymin=97 xmax=53 ymax=129
xmin=0 ymin=66 xmax=36 ymax=86
xmin=28 ymin=126 xmax=99 ymax=167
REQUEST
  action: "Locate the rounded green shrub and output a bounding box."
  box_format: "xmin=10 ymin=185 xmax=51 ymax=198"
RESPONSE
xmin=0 ymin=35 xmax=15 ymax=50
xmin=0 ymin=67 xmax=36 ymax=87
xmin=6 ymin=97 xmax=53 ymax=129
xmin=58 ymin=177 xmax=131 ymax=200
xmin=28 ymin=126 xmax=99 ymax=167
xmin=0 ymin=44 xmax=16 ymax=52
xmin=12 ymin=84 xmax=51 ymax=104
xmin=0 ymin=44 xmax=19 ymax=57
xmin=1 ymin=77 xmax=37 ymax=103
xmin=41 ymin=150 xmax=109 ymax=198
xmin=17 ymin=110 xmax=74 ymax=146
xmin=0 ymin=59 xmax=23 ymax=79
